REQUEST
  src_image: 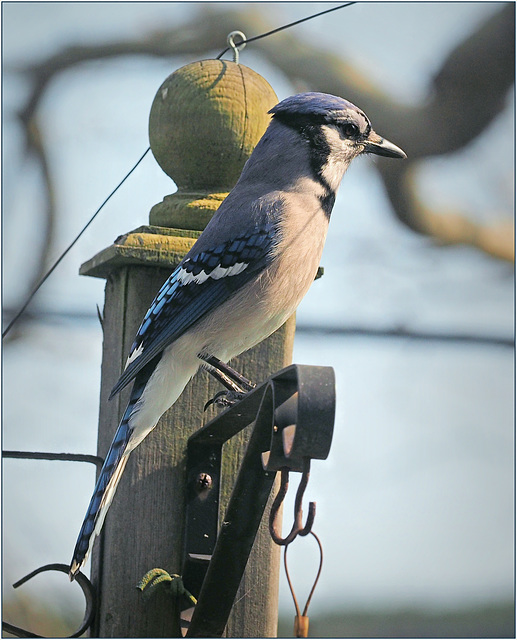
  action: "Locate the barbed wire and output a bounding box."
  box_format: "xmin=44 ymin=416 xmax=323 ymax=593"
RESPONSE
xmin=2 ymin=2 xmax=357 ymax=339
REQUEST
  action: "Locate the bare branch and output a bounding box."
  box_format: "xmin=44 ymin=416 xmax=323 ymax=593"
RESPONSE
xmin=9 ymin=3 xmax=515 ymax=283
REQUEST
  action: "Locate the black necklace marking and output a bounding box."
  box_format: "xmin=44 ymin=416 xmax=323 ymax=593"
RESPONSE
xmin=273 ymin=111 xmax=358 ymax=219
xmin=301 ymin=124 xmax=336 ymax=220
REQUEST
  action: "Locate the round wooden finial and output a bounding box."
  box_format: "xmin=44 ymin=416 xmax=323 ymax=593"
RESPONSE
xmin=149 ymin=59 xmax=278 ymax=192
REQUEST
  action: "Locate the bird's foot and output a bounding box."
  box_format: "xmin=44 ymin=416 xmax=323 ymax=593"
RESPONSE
xmin=204 ymin=389 xmax=248 ymax=411
xmin=201 ymin=354 xmax=255 ymax=392
xmin=200 ymin=353 xmax=256 ymax=411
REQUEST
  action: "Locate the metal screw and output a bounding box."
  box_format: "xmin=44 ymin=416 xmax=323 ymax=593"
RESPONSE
xmin=196 ymin=472 xmax=212 ymax=491
xmin=227 ymin=30 xmax=246 ymax=64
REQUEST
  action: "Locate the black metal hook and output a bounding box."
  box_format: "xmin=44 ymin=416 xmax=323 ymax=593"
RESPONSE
xmin=182 ymin=364 xmax=335 ymax=637
xmin=2 ymin=563 xmax=96 ymax=638
xmin=269 ymin=458 xmax=315 ymax=546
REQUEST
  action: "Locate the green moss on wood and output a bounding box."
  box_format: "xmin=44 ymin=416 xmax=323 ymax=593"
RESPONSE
xmin=149 ymin=60 xmax=277 ymax=191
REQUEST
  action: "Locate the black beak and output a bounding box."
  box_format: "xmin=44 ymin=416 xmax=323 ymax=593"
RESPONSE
xmin=363 ymin=130 xmax=406 ymax=159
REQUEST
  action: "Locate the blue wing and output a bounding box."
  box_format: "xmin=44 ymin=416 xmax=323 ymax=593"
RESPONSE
xmin=109 ymin=222 xmax=277 ymax=398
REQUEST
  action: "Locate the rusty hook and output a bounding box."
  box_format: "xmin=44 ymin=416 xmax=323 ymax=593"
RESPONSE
xmin=269 ymin=458 xmax=316 ymax=545
xmin=2 ymin=563 xmax=96 ymax=638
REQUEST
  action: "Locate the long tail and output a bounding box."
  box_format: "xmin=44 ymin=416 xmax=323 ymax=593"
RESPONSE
xmin=69 ymin=371 xmax=153 ymax=580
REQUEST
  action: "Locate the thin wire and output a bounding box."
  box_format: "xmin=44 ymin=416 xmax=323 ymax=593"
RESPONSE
xmin=4 ymin=2 xmax=358 ymax=338
xmin=2 ymin=147 xmax=151 ymax=339
xmin=283 ymin=531 xmax=324 ymax=618
xmin=216 ymin=2 xmax=357 ymax=59
xmin=301 ymin=532 xmax=323 ymax=616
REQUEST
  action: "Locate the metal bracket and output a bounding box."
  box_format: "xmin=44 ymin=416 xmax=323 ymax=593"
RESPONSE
xmin=2 ymin=563 xmax=96 ymax=638
xmin=182 ymin=364 xmax=335 ymax=637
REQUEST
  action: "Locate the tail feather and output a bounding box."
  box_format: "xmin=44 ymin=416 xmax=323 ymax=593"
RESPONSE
xmin=69 ymin=355 xmax=165 ymax=580
xmin=69 ymin=421 xmax=132 ymax=579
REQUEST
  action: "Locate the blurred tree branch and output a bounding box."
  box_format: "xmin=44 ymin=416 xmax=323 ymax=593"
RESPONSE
xmin=9 ymin=3 xmax=515 ymax=309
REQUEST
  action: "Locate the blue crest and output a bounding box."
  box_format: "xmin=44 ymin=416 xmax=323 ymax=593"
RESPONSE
xmin=269 ymin=92 xmax=359 ymax=118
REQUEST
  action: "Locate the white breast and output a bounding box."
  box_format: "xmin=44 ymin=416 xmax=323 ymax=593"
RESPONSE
xmin=192 ymin=189 xmax=330 ymax=362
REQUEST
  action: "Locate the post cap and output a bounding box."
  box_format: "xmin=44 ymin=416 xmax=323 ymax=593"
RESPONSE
xmin=148 ymin=59 xmax=278 ymax=191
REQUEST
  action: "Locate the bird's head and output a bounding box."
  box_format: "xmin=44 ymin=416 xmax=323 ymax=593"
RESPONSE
xmin=269 ymin=92 xmax=405 ymax=187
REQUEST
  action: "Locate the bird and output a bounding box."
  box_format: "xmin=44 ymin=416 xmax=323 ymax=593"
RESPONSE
xmin=69 ymin=91 xmax=406 ymax=579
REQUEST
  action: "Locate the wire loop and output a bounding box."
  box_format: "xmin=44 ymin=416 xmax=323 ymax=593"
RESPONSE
xmin=216 ymin=3 xmax=356 ymax=60
xmin=226 ymin=30 xmax=247 ymax=63
xmin=284 ymin=532 xmax=324 ymax=638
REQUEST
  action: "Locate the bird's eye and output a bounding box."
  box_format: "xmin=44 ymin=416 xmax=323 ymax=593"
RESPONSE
xmin=342 ymin=123 xmax=360 ymax=138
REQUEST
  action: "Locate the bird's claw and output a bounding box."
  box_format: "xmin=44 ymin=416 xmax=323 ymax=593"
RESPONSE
xmin=204 ymin=389 xmax=247 ymax=411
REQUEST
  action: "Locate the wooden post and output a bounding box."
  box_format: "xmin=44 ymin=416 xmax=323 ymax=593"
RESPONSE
xmin=80 ymin=60 xmax=293 ymax=637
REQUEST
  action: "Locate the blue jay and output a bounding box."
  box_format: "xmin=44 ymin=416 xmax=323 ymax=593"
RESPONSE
xmin=69 ymin=92 xmax=405 ymax=579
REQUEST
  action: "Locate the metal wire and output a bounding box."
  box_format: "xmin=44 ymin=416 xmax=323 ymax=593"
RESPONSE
xmin=2 ymin=147 xmax=151 ymax=339
xmin=2 ymin=450 xmax=104 ymax=472
xmin=283 ymin=531 xmax=324 ymax=637
xmin=216 ymin=2 xmax=357 ymax=60
xmin=3 ymin=3 xmax=359 ymax=339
